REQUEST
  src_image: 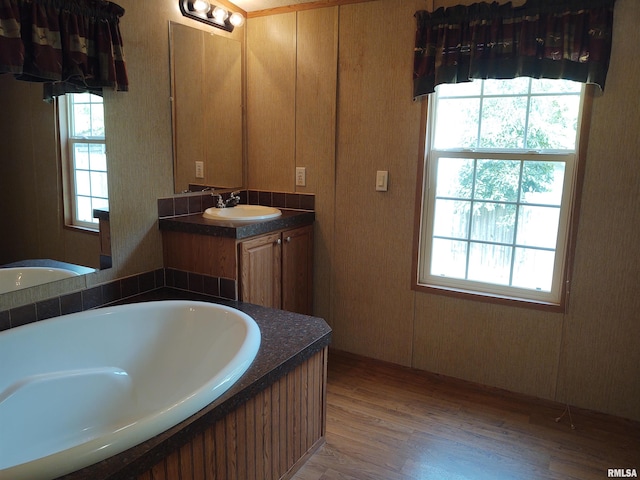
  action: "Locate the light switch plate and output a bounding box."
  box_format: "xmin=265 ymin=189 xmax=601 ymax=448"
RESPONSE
xmin=376 ymin=170 xmax=388 ymax=191
xmin=195 ymin=161 xmax=204 ymax=179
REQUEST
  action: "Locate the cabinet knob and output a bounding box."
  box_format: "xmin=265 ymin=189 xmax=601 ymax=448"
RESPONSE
xmin=286 ymin=236 xmax=292 ymax=243
xmin=275 ymin=238 xmax=282 ymax=245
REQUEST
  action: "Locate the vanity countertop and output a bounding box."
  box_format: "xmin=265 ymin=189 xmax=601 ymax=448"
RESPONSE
xmin=158 ymin=208 xmax=315 ymax=239
xmin=58 ymin=287 xmax=331 ymax=480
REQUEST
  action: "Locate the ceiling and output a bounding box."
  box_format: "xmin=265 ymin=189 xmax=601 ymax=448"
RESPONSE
xmin=231 ymin=0 xmax=318 ymax=13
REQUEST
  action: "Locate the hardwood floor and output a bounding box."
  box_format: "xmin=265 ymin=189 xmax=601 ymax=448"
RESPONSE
xmin=292 ymin=350 xmax=640 ymax=480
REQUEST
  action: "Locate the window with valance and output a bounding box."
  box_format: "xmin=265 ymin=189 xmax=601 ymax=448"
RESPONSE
xmin=0 ymin=0 xmax=128 ymax=101
xmin=412 ymin=0 xmax=617 ymax=308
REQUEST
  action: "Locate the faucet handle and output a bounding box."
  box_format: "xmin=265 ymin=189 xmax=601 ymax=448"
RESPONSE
xmin=225 ymin=191 xmax=241 ymax=207
xmin=213 ymin=194 xmax=225 ymax=208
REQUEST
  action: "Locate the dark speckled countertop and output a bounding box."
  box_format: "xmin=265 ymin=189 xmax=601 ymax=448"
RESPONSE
xmin=158 ymin=209 xmax=315 ymax=239
xmin=56 ymin=288 xmax=331 ymax=480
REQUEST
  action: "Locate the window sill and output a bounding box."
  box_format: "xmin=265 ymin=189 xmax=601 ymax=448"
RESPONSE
xmin=64 ymin=224 xmax=99 ymax=235
xmin=412 ymin=282 xmax=566 ymax=313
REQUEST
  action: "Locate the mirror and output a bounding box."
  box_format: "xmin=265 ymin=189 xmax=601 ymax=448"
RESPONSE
xmin=0 ymin=75 xmax=102 ymax=296
xmin=170 ymin=22 xmax=243 ymax=193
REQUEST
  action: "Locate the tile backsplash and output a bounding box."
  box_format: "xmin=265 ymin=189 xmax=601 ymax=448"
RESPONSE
xmin=0 ymin=268 xmax=236 ymax=332
xmin=157 ymin=189 xmax=315 ymax=218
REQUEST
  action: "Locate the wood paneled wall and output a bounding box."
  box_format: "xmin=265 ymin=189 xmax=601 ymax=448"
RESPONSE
xmin=245 ymin=0 xmax=640 ymax=421
xmin=247 ymin=13 xmax=297 ymax=192
xmin=295 ymin=8 xmax=338 ymax=325
xmin=137 ymin=347 xmax=327 ymax=480
xmin=246 ymin=7 xmax=338 ymax=328
xmin=332 ymin=1 xmax=423 ymax=365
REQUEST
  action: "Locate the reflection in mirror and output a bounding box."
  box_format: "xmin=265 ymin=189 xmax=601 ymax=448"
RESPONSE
xmin=170 ymin=21 xmax=243 ymax=193
xmin=0 ymin=75 xmax=105 ymax=296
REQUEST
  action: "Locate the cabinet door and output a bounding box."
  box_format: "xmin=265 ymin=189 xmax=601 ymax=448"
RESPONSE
xmin=240 ymin=232 xmax=282 ymax=309
xmin=282 ymin=225 xmax=313 ymax=315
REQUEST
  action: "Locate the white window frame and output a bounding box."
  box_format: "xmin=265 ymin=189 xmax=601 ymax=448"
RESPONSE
xmin=58 ymin=93 xmax=108 ymax=231
xmin=415 ymin=79 xmax=589 ymax=309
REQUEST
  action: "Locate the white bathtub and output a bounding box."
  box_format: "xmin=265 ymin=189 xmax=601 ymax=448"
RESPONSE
xmin=0 ymin=300 xmax=261 ymax=480
xmin=0 ymin=267 xmax=81 ymax=294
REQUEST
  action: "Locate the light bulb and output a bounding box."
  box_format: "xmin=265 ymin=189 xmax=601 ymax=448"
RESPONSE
xmin=192 ymin=0 xmax=210 ymax=13
xmin=212 ymin=6 xmax=228 ymax=22
xmin=229 ymin=12 xmax=244 ymax=27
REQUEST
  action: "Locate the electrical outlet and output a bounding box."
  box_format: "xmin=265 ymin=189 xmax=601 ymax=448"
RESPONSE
xmin=296 ymin=167 xmax=306 ymax=187
xmin=195 ymin=161 xmax=204 ymax=179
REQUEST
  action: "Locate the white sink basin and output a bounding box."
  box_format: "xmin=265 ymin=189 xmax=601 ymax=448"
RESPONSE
xmin=203 ymin=204 xmax=282 ymax=221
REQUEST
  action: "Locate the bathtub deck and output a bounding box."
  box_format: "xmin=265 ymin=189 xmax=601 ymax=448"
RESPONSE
xmin=53 ymin=288 xmax=331 ymax=480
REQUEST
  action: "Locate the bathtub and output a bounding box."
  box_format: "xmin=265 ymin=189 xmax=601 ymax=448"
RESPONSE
xmin=0 ymin=266 xmax=81 ymax=294
xmin=0 ymin=300 xmax=261 ymax=480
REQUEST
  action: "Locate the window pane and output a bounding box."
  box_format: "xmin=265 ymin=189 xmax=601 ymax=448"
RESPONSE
xmin=527 ymin=96 xmax=579 ymax=149
xmin=76 ymin=196 xmax=93 ymax=223
xmin=90 ymin=171 xmax=109 ymax=198
xmin=433 ymin=199 xmax=470 ymax=239
xmin=74 ymin=144 xmax=90 ymax=169
xmin=471 ymin=203 xmax=516 ymax=244
xmin=474 ymin=159 xmax=521 ymax=202
xmin=435 ymin=158 xmax=473 ymax=198
xmin=89 ymin=144 xmax=107 ymax=171
xmin=483 ymin=77 xmax=530 ymax=95
xmin=516 ymin=205 xmax=560 ymax=249
xmin=75 ymin=170 xmax=91 ymax=196
xmin=90 ymin=103 xmax=105 ymax=137
xmin=479 ymin=96 xmax=527 ymax=149
xmin=73 ymin=104 xmax=93 ymax=137
xmin=73 ymin=92 xmax=92 ymax=103
xmin=93 ymin=197 xmax=109 ymax=211
xmin=521 ymin=161 xmax=565 ymax=205
xmin=437 ymin=81 xmax=481 ymax=97
xmin=433 ymin=98 xmax=480 ymax=149
xmin=71 ymin=95 xmax=105 ymax=138
xmin=431 ymin=238 xmax=468 ymax=279
xmin=530 ymin=78 xmax=582 ymax=94
xmin=512 ymin=248 xmax=555 ymax=291
xmin=467 ymin=243 xmax=512 ymax=285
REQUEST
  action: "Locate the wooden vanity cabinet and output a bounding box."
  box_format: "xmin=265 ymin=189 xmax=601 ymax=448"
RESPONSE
xmin=239 ymin=224 xmax=313 ymax=315
xmin=162 ymin=223 xmax=314 ymax=315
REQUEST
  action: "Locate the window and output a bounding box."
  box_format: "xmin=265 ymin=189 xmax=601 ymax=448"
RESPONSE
xmin=59 ymin=93 xmax=108 ymax=230
xmin=416 ymin=78 xmax=585 ymax=306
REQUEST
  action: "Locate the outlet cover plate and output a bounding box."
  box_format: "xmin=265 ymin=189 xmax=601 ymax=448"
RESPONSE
xmin=296 ymin=167 xmax=306 ymax=186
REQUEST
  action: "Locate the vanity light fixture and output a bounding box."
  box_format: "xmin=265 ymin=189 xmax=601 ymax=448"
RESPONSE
xmin=179 ymin=0 xmax=244 ymax=32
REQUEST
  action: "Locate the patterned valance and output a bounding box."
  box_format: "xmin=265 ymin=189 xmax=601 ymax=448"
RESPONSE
xmin=0 ymin=0 xmax=128 ymax=100
xmin=413 ymin=0 xmax=616 ymax=99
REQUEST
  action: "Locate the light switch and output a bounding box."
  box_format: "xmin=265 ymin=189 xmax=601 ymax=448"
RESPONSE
xmin=376 ymin=170 xmax=388 ymax=191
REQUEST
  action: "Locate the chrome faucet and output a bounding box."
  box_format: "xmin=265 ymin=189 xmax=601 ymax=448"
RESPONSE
xmin=213 ymin=191 xmax=241 ymax=208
